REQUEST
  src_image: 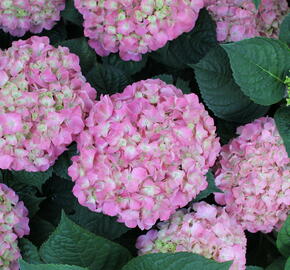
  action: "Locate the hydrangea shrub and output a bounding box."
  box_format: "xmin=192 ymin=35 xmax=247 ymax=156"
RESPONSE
xmin=0 ymin=0 xmax=289 ymax=270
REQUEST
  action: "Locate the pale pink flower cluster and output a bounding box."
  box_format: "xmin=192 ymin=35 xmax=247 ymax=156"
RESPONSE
xmin=68 ymin=79 xmax=220 ymax=229
xmin=0 ymin=0 xmax=65 ymax=37
xmin=204 ymin=0 xmax=288 ymax=42
xmin=136 ymin=202 xmax=247 ymax=270
xmin=215 ymin=117 xmax=290 ymax=233
xmin=0 ymin=36 xmax=96 ymax=172
xmin=74 ymin=0 xmax=204 ymax=61
xmin=0 ymin=183 xmax=29 ymax=270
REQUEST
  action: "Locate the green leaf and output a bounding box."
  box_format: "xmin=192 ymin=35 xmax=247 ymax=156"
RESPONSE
xmin=193 ymin=170 xmax=223 ymax=202
xmin=41 ymin=22 xmax=67 ymax=45
xmin=175 ymin=78 xmax=191 ymax=94
xmin=265 ymin=257 xmax=286 ymax=270
xmin=215 ymin=119 xmax=239 ymax=145
xmin=53 ymin=144 xmax=77 ymax=180
xmin=19 ymin=239 xmax=42 ymax=264
xmin=18 ymin=191 xmax=45 ymax=218
xmin=39 ymin=212 xmax=132 ymax=270
xmin=121 ymin=252 xmax=232 ymax=270
xmin=150 ymin=9 xmax=217 ymax=69
xmin=222 ymin=37 xmax=290 ymax=106
xmin=252 ymin=0 xmax=261 ymax=9
xmin=69 ymin=204 xmax=130 ymax=240
xmin=58 ymin=38 xmax=96 ymax=75
xmin=279 ymin=13 xmax=290 ymax=46
xmin=102 ymin=54 xmax=148 ymax=76
xmin=193 ymin=46 xmax=269 ymax=123
xmin=61 ymin=0 xmax=83 ymax=26
xmin=274 ymin=106 xmax=290 ymax=157
xmin=285 ymin=257 xmax=290 ymax=270
xmin=11 ymin=168 xmax=52 ymax=190
xmin=276 ymin=215 xmax=290 ymax=257
xmin=246 ymin=267 xmax=264 ymax=270
xmin=86 ymin=63 xmax=132 ymax=95
xmin=20 ymin=260 xmax=88 ymax=270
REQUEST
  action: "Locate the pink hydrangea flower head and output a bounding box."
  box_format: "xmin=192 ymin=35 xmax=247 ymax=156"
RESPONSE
xmin=136 ymin=202 xmax=247 ymax=270
xmin=0 ymin=0 xmax=66 ymax=37
xmin=74 ymin=0 xmax=205 ymax=61
xmin=0 ymin=183 xmax=29 ymax=270
xmin=0 ymin=36 xmax=97 ymax=172
xmin=68 ymin=79 xmax=221 ymax=229
xmin=215 ymin=117 xmax=290 ymax=233
xmin=256 ymin=0 xmax=289 ymax=39
xmin=204 ymin=0 xmax=288 ymax=42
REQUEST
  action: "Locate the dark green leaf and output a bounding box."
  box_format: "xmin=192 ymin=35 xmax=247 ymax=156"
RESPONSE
xmin=42 ymin=23 xmax=67 ymax=45
xmin=53 ymin=144 xmax=77 ymax=180
xmin=193 ymin=170 xmax=223 ymax=202
xmin=121 ymin=252 xmax=232 ymax=270
xmin=279 ymin=13 xmax=290 ymax=46
xmin=265 ymin=257 xmax=286 ymax=270
xmin=222 ymin=37 xmax=290 ymax=105
xmin=39 ymin=212 xmax=132 ymax=270
xmin=61 ymin=0 xmax=83 ymax=26
xmin=20 ymin=260 xmax=88 ymax=270
xmin=175 ymin=78 xmax=191 ymax=94
xmin=86 ymin=63 xmax=132 ymax=95
xmin=193 ymin=46 xmax=269 ymax=123
xmin=103 ymin=54 xmax=148 ymax=76
xmin=18 ymin=191 xmax=45 ymax=218
xmin=215 ymin=119 xmax=239 ymax=145
xmin=246 ymin=267 xmax=263 ymax=270
xmin=252 ymin=0 xmax=261 ymax=9
xmin=11 ymin=168 xmax=52 ymax=190
xmin=19 ymin=239 xmax=42 ymax=264
xmin=150 ymin=9 xmax=217 ymax=69
xmin=69 ymin=204 xmax=130 ymax=240
xmin=285 ymin=258 xmax=290 ymax=270
xmin=274 ymin=106 xmax=290 ymax=157
xmin=58 ymin=38 xmax=96 ymax=75
xmin=276 ymin=215 xmax=290 ymax=257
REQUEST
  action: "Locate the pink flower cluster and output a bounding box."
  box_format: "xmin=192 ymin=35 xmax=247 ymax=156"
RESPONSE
xmin=215 ymin=117 xmax=290 ymax=233
xmin=74 ymin=0 xmax=204 ymax=61
xmin=0 ymin=183 xmax=29 ymax=270
xmin=0 ymin=36 xmax=96 ymax=172
xmin=204 ymin=0 xmax=288 ymax=42
xmin=0 ymin=0 xmax=65 ymax=37
xmin=136 ymin=202 xmax=247 ymax=270
xmin=68 ymin=79 xmax=220 ymax=229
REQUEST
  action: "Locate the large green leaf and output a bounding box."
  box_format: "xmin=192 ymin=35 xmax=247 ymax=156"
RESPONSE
xmin=19 ymin=239 xmax=42 ymax=264
xmin=193 ymin=46 xmax=269 ymax=123
xmin=276 ymin=215 xmax=290 ymax=257
xmin=150 ymin=9 xmax=217 ymax=69
xmin=265 ymin=257 xmax=286 ymax=270
xmin=285 ymin=258 xmax=290 ymax=270
xmin=222 ymin=37 xmax=290 ymax=105
xmin=279 ymin=13 xmax=290 ymax=46
xmin=121 ymin=252 xmax=232 ymax=270
xmin=86 ymin=63 xmax=132 ymax=95
xmin=69 ymin=204 xmax=130 ymax=240
xmin=39 ymin=212 xmax=132 ymax=270
xmin=246 ymin=267 xmax=263 ymax=270
xmin=11 ymin=168 xmax=52 ymax=190
xmin=20 ymin=260 xmax=88 ymax=270
xmin=58 ymin=38 xmax=96 ymax=75
xmin=193 ymin=170 xmax=223 ymax=202
xmin=274 ymin=106 xmax=290 ymax=157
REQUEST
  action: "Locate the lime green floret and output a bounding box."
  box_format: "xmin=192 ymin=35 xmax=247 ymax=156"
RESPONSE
xmin=155 ymin=240 xmax=177 ymax=253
